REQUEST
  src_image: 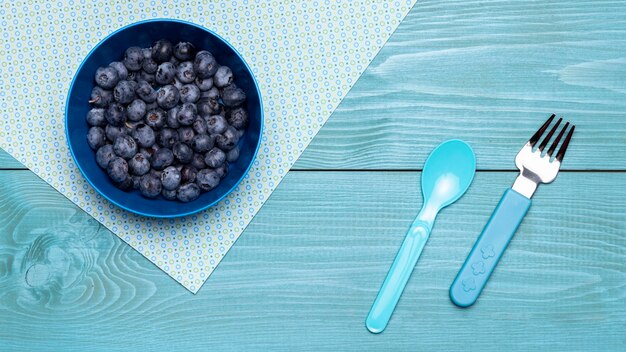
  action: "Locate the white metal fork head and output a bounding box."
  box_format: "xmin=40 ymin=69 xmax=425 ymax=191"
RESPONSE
xmin=515 ymin=143 xmax=561 ymax=184
xmin=512 ymin=115 xmax=575 ymax=198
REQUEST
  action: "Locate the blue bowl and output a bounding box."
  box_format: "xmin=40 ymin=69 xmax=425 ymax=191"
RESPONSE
xmin=65 ymin=19 xmax=263 ymax=218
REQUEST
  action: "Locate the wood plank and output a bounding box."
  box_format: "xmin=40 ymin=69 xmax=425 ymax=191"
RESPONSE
xmin=294 ymin=0 xmax=626 ymax=170
xmin=0 ymin=170 xmax=623 ymax=350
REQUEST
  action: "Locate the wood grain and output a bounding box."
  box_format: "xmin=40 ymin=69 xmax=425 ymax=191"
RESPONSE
xmin=294 ymin=0 xmax=626 ymax=170
xmin=0 ymin=170 xmax=623 ymax=351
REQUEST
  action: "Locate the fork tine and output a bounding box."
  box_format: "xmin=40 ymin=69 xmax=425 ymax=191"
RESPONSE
xmin=547 ymin=121 xmax=569 ymax=157
xmin=556 ymin=125 xmax=575 ymax=162
xmin=529 ymin=114 xmax=556 ymax=147
xmin=538 ymin=117 xmax=562 ymax=151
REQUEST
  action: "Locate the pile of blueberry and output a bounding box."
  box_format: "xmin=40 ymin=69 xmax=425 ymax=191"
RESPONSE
xmin=86 ymin=39 xmax=248 ymax=202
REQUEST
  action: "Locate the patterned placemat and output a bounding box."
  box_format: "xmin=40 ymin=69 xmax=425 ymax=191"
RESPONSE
xmin=0 ymin=0 xmax=415 ymax=292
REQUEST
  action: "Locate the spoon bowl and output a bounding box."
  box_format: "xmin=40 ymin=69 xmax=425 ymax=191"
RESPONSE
xmin=422 ymin=139 xmax=476 ymax=211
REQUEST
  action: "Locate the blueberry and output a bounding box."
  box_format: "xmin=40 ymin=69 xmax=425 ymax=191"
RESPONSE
xmin=173 ymin=77 xmax=184 ymax=90
xmin=95 ymin=144 xmax=114 ymax=169
xmin=221 ymin=86 xmax=246 ymax=107
xmin=195 ymin=50 xmax=209 ymax=57
xmin=138 ymin=70 xmax=156 ymax=86
xmin=176 ymin=183 xmax=200 ymax=202
xmin=160 ymin=166 xmax=181 ymax=190
xmin=139 ymin=174 xmax=162 ymax=198
xmin=192 ymin=116 xmax=208 ymax=134
xmin=107 ymin=157 xmax=129 ymax=183
xmin=150 ymin=147 xmax=174 ymax=170
xmin=155 ymin=62 xmax=176 ymax=85
xmin=204 ymin=147 xmax=226 ymax=168
xmin=87 ymin=126 xmax=106 ymax=150
xmin=161 ymin=188 xmax=177 ymax=200
xmin=95 ymin=66 xmax=120 ymax=89
xmin=116 ymin=176 xmax=134 ymax=191
xmin=86 ymin=108 xmax=106 ymax=126
xmin=172 ymin=142 xmax=193 ymax=164
xmin=174 ymin=41 xmax=196 ymax=61
xmin=215 ymin=162 xmax=229 ymax=179
xmin=127 ymin=99 xmax=146 ymax=122
xmin=150 ymin=168 xmax=162 ymax=177
xmin=142 ymin=56 xmax=158 ymax=73
xmin=194 ymin=51 xmax=218 ymax=78
xmin=113 ymin=80 xmax=136 ymax=104
xmin=125 ymin=121 xmax=141 ymax=129
xmin=145 ymin=101 xmax=158 ymax=111
xmin=89 ymin=86 xmax=113 ymax=108
xmin=206 ymin=114 xmax=228 ymax=134
xmin=109 ymin=61 xmax=128 ymax=80
xmin=144 ymin=108 xmax=166 ymax=129
xmin=196 ymin=169 xmax=220 ymax=191
xmin=139 ymin=145 xmax=159 ymax=158
xmin=177 ymin=127 xmax=195 ymax=144
xmin=156 ymin=84 xmax=180 ymax=109
xmin=142 ymin=47 xmax=152 ymax=60
xmin=152 ymin=39 xmax=173 ymax=63
xmin=191 ymin=153 xmax=206 ymax=170
xmin=176 ymin=102 xmax=197 ymax=126
xmin=105 ymin=102 xmax=126 ymax=126
xmin=213 ymin=66 xmax=233 ymax=88
xmin=132 ymin=175 xmax=141 ymax=189
xmin=197 ymin=87 xmax=221 ymax=115
xmin=176 ymin=61 xmax=196 ymax=84
xmin=113 ymin=135 xmax=138 ymax=159
xmin=190 ymin=133 xmax=213 ymax=153
xmin=228 ymin=107 xmax=248 ymax=129
xmin=135 ymin=80 xmax=157 ymax=103
xmin=195 ymin=77 xmax=213 ymax=91
xmin=128 ymin=153 xmax=151 ymax=176
xmin=126 ymin=70 xmax=138 ymax=81
xmin=157 ymin=127 xmax=179 ymax=148
xmin=180 ymin=165 xmax=198 ymax=183
xmin=169 ymin=55 xmax=180 ymax=66
xmin=105 ymin=124 xmax=126 ymax=142
xmin=226 ymin=146 xmax=240 ymax=162
xmin=123 ymin=46 xmax=144 ymax=71
xmin=127 ymin=80 xmax=139 ymax=91
xmin=200 ymin=86 xmax=220 ymax=102
xmin=179 ymin=84 xmax=200 ymax=103
xmin=197 ymin=99 xmax=220 ymax=117
xmin=166 ymin=106 xmax=180 ymax=128
xmin=216 ymin=126 xmax=240 ymax=151
xmin=131 ymin=123 xmax=156 ymax=148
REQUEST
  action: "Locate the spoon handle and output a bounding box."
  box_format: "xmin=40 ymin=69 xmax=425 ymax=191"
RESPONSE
xmin=366 ymin=220 xmax=431 ymax=333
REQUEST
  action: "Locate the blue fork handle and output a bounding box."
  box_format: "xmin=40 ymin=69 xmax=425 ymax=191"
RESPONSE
xmin=366 ymin=221 xmax=431 ymax=333
xmin=450 ymin=189 xmax=531 ymax=308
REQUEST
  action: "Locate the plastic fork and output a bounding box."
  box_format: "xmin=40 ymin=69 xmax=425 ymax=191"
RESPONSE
xmin=450 ymin=115 xmax=575 ymax=307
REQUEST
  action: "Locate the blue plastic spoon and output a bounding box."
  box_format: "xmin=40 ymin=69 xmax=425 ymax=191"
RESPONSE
xmin=366 ymin=140 xmax=476 ymax=333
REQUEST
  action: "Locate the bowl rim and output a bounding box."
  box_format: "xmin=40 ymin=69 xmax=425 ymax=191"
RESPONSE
xmin=65 ymin=18 xmax=264 ymax=218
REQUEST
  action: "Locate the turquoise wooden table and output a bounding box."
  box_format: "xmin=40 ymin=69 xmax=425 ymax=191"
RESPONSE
xmin=1 ymin=1 xmax=625 ymax=350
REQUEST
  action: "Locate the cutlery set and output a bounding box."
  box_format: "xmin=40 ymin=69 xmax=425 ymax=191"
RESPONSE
xmin=367 ymin=115 xmax=575 ymax=333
